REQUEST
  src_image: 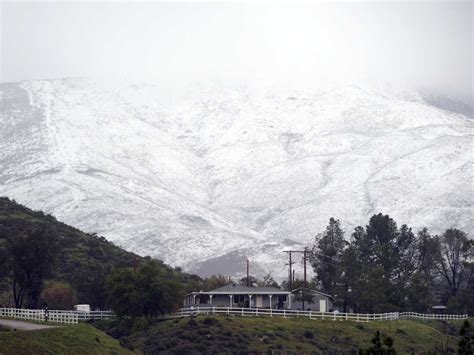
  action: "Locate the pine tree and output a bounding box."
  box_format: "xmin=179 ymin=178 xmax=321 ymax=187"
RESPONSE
xmin=310 ymin=218 xmax=346 ymax=295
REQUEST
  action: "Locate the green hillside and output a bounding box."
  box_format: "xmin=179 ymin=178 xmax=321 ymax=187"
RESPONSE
xmin=96 ymin=315 xmax=468 ymax=354
xmin=0 ymin=323 xmax=133 ymax=355
xmin=0 ymin=197 xmax=202 ymax=309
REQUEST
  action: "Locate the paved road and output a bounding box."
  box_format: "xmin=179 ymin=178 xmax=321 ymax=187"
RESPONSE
xmin=0 ymin=319 xmax=56 ymax=331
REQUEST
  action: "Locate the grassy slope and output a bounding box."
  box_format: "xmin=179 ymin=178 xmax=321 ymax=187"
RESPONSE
xmin=0 ymin=197 xmax=203 ymax=306
xmin=101 ymin=315 xmax=468 ymax=354
xmin=0 ymin=323 xmax=134 ymax=355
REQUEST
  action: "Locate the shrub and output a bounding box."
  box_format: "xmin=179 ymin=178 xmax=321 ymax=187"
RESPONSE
xmin=304 ymin=330 xmax=314 ymax=339
xmin=202 ymin=317 xmax=220 ymax=326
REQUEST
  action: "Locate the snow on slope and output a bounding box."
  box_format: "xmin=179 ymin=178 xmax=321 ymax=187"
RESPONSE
xmin=0 ymin=78 xmax=472 ymax=279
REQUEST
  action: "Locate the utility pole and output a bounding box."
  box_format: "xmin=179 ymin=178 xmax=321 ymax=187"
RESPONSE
xmin=246 ymin=259 xmax=250 ymax=287
xmin=283 ymin=248 xmax=310 ymax=310
xmin=303 ymin=248 xmax=308 ymax=288
xmin=302 ymin=247 xmax=309 ymax=311
xmin=284 ymin=251 xmax=294 ymax=291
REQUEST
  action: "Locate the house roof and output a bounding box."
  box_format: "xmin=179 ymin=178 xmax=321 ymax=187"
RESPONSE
xmin=187 ymin=283 xmax=290 ymax=296
xmin=291 ymin=287 xmax=333 ymax=299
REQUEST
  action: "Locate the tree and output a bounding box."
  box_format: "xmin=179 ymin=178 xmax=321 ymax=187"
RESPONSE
xmin=205 ymin=274 xmax=232 ymax=290
xmin=359 ymin=330 xmax=396 ymax=354
xmin=239 ymin=276 xmax=258 ymax=287
xmin=41 ymin=281 xmax=77 ymax=310
xmin=258 ymin=274 xmax=280 ymax=288
xmin=106 ymin=260 xmax=183 ymax=318
xmin=335 ymin=245 xmax=359 ymax=312
xmin=8 ymin=228 xmax=59 ymax=308
xmin=365 ymin=213 xmax=399 ymax=279
xmin=416 ymin=228 xmax=438 ymax=278
xmin=310 ymin=218 xmax=346 ymax=295
xmin=434 ymin=229 xmax=473 ymax=297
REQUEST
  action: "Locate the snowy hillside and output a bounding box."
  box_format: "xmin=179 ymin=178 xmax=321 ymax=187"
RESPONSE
xmin=0 ymin=78 xmax=472 ymax=279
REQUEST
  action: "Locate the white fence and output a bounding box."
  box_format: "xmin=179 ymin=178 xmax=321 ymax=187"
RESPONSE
xmin=173 ymin=307 xmax=468 ymax=322
xmin=0 ymin=308 xmax=115 ymax=324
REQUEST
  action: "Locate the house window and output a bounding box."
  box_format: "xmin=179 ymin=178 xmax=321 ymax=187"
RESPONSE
xmin=234 ymin=295 xmax=245 ymax=303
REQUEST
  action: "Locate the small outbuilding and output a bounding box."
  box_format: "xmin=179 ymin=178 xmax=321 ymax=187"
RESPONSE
xmin=290 ymin=287 xmax=334 ymax=312
xmin=184 ymin=284 xmax=292 ymax=309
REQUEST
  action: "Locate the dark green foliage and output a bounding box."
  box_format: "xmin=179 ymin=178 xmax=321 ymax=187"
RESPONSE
xmin=202 ymin=317 xmax=220 ymax=326
xmin=458 ymin=320 xmax=474 ymax=354
xmin=0 ymin=197 xmax=203 ymax=310
xmin=303 ymin=330 xmax=314 ymax=339
xmin=310 ymin=217 xmax=346 ymax=295
xmin=359 ymin=330 xmax=396 ymax=354
xmin=95 ymin=315 xmax=467 ymax=354
xmin=8 ymin=228 xmax=59 ymax=308
xmin=105 ymin=260 xmax=184 ymax=318
xmin=311 ymin=213 xmax=473 ymax=314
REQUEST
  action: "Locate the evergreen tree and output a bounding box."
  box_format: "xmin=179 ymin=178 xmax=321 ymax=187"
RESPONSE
xmin=310 ymin=218 xmax=346 ymax=295
xmin=359 ymin=330 xmax=396 ymax=354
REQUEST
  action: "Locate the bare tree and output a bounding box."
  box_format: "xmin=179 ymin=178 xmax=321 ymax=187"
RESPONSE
xmin=435 ymin=229 xmax=473 ymax=296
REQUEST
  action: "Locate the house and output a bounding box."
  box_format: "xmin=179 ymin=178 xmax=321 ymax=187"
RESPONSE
xmin=184 ymin=284 xmax=292 ymax=309
xmin=290 ymin=287 xmax=334 ymax=312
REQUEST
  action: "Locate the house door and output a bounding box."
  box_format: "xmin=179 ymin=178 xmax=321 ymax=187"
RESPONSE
xmin=319 ymin=299 xmax=327 ymax=312
xmin=256 ymin=295 xmax=263 ymax=308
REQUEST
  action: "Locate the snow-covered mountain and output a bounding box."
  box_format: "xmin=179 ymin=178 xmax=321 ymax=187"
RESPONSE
xmin=1 ymin=78 xmax=472 ymax=279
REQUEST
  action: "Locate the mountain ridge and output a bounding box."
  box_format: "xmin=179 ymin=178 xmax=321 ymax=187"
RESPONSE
xmin=1 ymin=78 xmax=472 ymax=278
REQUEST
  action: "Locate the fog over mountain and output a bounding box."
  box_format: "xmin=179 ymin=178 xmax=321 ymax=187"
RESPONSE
xmin=1 ymin=78 xmax=472 ymax=278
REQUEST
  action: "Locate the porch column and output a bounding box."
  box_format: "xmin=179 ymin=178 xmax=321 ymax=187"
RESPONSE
xmin=288 ymin=294 xmax=292 ymax=309
xmin=209 ymin=295 xmax=213 ymax=305
xmin=193 ymin=294 xmax=197 ymax=305
xmin=269 ymin=295 xmax=273 ymax=309
xmin=229 ymin=295 xmax=233 ymax=308
xmin=248 ymin=294 xmax=253 ymax=308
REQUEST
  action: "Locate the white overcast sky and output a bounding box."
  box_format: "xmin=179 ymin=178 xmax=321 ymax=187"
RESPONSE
xmin=1 ymin=1 xmax=472 ymax=103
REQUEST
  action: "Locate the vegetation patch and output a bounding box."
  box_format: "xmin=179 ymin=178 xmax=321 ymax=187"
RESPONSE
xmin=0 ymin=323 xmax=133 ymax=355
xmin=95 ymin=315 xmax=470 ymax=354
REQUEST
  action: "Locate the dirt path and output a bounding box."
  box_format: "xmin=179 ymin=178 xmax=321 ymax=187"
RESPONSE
xmin=0 ymin=319 xmax=56 ymax=331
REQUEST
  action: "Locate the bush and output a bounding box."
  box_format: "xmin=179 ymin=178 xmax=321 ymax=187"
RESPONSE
xmin=304 ymin=330 xmax=314 ymax=339
xmin=202 ymin=317 xmax=220 ymax=326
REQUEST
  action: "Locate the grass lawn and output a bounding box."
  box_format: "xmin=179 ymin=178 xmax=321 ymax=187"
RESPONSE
xmin=97 ymin=315 xmax=471 ymax=354
xmin=0 ymin=323 xmax=134 ymax=355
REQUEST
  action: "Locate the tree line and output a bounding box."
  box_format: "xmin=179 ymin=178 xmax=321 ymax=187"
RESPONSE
xmin=1 ymin=197 xmax=472 ymax=317
xmin=309 ymin=214 xmax=473 ymax=314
